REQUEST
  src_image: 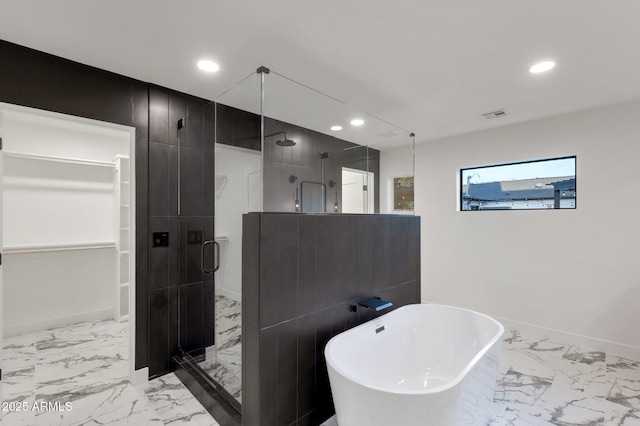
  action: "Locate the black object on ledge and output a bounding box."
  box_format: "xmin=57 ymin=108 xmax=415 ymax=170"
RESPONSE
xmin=358 ymin=297 xmax=393 ymax=312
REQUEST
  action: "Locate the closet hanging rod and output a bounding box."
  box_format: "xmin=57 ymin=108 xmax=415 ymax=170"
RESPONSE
xmin=4 ymin=241 xmax=117 ymax=255
xmin=4 ymin=152 xmax=116 ymax=168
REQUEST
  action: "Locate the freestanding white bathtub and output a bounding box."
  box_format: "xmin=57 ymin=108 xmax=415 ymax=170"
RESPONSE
xmin=325 ymin=303 xmax=504 ymax=426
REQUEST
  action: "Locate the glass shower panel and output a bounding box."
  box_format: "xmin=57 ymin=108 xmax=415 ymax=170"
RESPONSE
xmin=262 ymin=70 xmax=415 ymax=214
xmin=207 ymin=71 xmax=263 ymax=404
xmin=176 ymin=67 xmax=414 ymax=417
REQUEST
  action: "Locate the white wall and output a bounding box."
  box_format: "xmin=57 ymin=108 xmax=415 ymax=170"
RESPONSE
xmin=4 ymin=109 xmax=130 ymax=161
xmin=3 ymin=157 xmax=115 ymax=246
xmin=414 ymin=100 xmax=640 ymax=351
xmin=215 ymin=144 xmax=262 ymax=302
xmin=4 ymin=250 xmax=116 ymax=336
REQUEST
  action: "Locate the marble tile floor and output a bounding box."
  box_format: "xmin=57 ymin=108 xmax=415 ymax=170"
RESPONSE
xmin=198 ymin=295 xmax=242 ymax=403
xmin=4 ymin=317 xmax=638 ymax=425
xmin=2 ymin=319 xmax=218 ymax=425
xmin=491 ymin=330 xmax=640 ymax=425
xmin=322 ymin=329 xmax=640 ymax=426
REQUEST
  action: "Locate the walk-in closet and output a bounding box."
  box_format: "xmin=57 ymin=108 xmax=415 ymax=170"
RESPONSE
xmin=0 ymin=104 xmax=136 ymax=394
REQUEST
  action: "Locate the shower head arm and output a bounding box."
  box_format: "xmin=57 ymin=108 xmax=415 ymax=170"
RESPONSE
xmin=264 ymin=130 xmax=288 ymax=139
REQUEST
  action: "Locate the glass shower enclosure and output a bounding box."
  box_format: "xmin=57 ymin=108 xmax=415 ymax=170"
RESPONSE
xmin=176 ymin=67 xmax=414 ymax=419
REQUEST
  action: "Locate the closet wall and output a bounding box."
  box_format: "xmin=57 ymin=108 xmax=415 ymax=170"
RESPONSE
xmin=2 ymin=107 xmax=132 ymax=337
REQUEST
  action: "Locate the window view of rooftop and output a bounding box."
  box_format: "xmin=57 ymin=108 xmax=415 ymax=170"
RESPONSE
xmin=461 ymin=156 xmax=576 ymax=210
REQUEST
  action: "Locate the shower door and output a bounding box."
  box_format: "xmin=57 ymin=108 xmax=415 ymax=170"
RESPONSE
xmin=208 ymin=101 xmax=262 ymax=405
xmin=175 ymin=71 xmax=262 ymax=407
xmin=177 ymin=98 xmax=250 ymax=407
xmin=206 ymin=72 xmax=263 ymax=406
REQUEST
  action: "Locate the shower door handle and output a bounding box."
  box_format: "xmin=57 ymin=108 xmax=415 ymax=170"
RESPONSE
xmin=202 ymin=240 xmax=220 ymax=273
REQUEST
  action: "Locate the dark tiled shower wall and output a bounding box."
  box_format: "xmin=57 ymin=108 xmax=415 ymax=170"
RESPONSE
xmin=0 ymin=40 xmax=215 ymax=377
xmin=242 ymin=213 xmax=421 ymax=426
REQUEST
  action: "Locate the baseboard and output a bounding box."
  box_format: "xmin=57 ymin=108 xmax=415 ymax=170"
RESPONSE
xmin=3 ymin=308 xmax=114 ymax=338
xmin=495 ymin=316 xmax=640 ymax=360
xmin=131 ymin=367 xmax=149 ymax=387
xmin=421 ymin=301 xmax=640 ymax=361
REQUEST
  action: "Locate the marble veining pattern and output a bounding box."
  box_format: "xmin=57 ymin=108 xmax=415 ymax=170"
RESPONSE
xmin=198 ymin=294 xmax=242 ymax=402
xmin=492 ymin=330 xmax=640 ymax=425
xmin=2 ymin=319 xmax=218 ymax=425
xmin=322 ymin=329 xmax=640 ymax=426
xmin=4 ymin=316 xmax=638 ymax=425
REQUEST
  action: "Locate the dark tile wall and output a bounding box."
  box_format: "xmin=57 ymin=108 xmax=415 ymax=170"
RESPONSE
xmin=242 ymin=213 xmax=421 ymax=426
xmin=216 ymin=104 xmax=261 ymax=151
xmin=0 ymin=40 xmax=214 ymax=377
xmin=148 ymin=86 xmax=216 ymax=375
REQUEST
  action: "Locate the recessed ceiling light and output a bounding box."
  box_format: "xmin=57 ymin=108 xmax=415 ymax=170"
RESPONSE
xmin=350 ymin=119 xmax=364 ymax=126
xmin=330 ymin=125 xmax=343 ymax=131
xmin=529 ymin=61 xmax=555 ymax=74
xmin=197 ymin=60 xmax=220 ymax=73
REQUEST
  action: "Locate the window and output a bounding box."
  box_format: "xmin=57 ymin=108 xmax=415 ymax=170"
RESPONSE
xmin=460 ymin=156 xmax=576 ymax=211
xmin=394 ymin=176 xmax=414 ymax=211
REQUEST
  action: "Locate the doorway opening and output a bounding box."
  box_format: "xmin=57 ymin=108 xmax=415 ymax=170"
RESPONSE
xmin=341 ymin=167 xmax=375 ymax=213
xmin=0 ymin=103 xmax=136 ymax=416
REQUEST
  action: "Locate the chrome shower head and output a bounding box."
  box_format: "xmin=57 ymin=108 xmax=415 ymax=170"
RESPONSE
xmin=265 ymin=130 xmax=296 ymax=147
xmin=276 ymin=137 xmax=296 ymax=147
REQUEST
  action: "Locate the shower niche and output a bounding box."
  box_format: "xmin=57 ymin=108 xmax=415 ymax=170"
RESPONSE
xmin=175 ymin=67 xmax=414 ymax=423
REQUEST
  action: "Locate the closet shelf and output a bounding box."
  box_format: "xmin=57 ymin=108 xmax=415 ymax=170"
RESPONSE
xmin=4 ymin=241 xmax=117 ymax=255
xmin=4 ymin=152 xmax=116 ymax=168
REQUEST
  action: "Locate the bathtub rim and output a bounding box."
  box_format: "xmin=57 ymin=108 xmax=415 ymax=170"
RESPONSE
xmin=324 ymin=303 xmax=505 ymax=396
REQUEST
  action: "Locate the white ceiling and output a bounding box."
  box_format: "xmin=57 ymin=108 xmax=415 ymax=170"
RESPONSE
xmin=1 ymin=0 xmax=639 ymax=145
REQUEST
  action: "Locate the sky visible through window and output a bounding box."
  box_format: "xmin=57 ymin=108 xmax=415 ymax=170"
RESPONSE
xmin=462 ymin=157 xmax=575 ymax=184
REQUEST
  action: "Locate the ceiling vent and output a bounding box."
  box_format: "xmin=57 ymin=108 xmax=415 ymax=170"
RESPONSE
xmin=482 ymin=109 xmax=507 ymax=120
xmin=378 ymin=130 xmax=399 ymax=138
